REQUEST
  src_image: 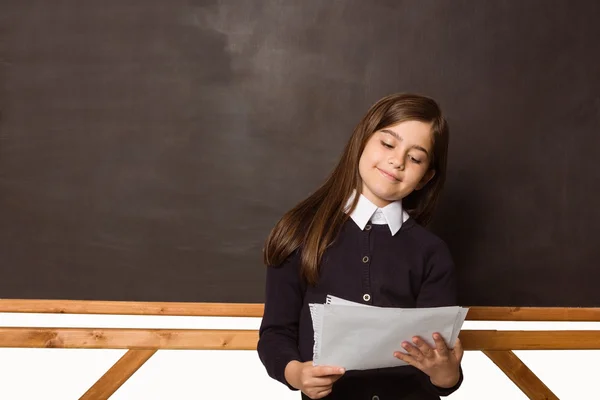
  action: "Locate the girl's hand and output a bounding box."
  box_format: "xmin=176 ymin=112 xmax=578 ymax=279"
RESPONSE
xmin=393 ymin=333 xmax=463 ymax=388
xmin=284 ymin=360 xmax=345 ymax=399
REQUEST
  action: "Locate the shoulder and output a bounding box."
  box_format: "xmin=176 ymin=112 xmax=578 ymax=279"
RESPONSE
xmin=399 ymin=218 xmax=451 ymax=258
xmin=268 ymin=247 xmax=301 ymax=269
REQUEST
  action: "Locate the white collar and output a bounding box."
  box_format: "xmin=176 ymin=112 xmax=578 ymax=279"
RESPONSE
xmin=344 ymin=192 xmax=409 ymax=236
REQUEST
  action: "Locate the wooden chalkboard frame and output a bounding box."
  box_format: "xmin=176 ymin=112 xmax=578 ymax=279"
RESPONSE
xmin=1 ymin=301 xmax=599 ymax=399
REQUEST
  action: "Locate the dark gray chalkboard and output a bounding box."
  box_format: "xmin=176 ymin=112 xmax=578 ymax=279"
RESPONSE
xmin=1 ymin=1 xmax=599 ymax=306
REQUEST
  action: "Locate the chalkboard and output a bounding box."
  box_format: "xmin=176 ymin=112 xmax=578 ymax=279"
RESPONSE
xmin=1 ymin=0 xmax=599 ymax=306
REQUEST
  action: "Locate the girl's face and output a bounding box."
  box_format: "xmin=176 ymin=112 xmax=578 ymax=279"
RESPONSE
xmin=358 ymin=120 xmax=436 ymax=208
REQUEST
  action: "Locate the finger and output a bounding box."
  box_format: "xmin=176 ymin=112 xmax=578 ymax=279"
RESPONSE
xmin=311 ymin=374 xmax=344 ymax=386
xmin=433 ymin=333 xmax=450 ymax=356
xmin=412 ymin=336 xmax=434 ymax=359
xmin=313 ymin=388 xmax=333 ymax=399
xmin=452 ymin=338 xmax=464 ymax=362
xmin=393 ymin=350 xmax=418 ymax=367
xmin=306 ymin=386 xmax=334 ymax=400
xmin=401 ymin=341 xmax=424 ymax=361
xmin=312 ymin=365 xmax=345 ymax=377
xmin=327 ymin=373 xmax=345 ymax=383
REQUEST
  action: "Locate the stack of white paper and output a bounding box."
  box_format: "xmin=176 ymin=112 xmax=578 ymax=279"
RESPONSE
xmin=309 ymin=295 xmax=468 ymax=371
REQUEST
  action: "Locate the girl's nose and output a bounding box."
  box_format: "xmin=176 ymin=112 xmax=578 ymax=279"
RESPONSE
xmin=388 ymin=158 xmax=405 ymax=171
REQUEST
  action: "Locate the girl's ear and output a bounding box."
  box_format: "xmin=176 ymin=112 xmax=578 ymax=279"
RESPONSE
xmin=416 ymin=169 xmax=436 ymax=190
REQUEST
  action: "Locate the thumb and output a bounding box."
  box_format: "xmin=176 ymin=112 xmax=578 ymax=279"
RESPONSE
xmin=313 ymin=365 xmax=346 ymax=377
xmin=453 ymin=338 xmax=464 ymax=362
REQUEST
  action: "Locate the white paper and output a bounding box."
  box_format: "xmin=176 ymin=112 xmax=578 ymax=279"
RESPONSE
xmin=309 ymin=295 xmax=468 ymax=371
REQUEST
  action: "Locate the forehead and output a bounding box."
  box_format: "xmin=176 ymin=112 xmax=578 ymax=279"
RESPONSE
xmin=377 ymin=120 xmax=433 ymax=148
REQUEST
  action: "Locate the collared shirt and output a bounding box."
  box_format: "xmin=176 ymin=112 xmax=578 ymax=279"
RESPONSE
xmin=346 ymin=192 xmax=410 ymax=235
xmin=258 ymin=201 xmax=461 ymax=399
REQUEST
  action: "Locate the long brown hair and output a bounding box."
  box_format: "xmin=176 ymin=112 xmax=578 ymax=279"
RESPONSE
xmin=264 ymin=93 xmax=449 ymax=285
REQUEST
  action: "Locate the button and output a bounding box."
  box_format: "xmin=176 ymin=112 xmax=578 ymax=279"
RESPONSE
xmin=365 ymin=224 xmax=372 ymax=231
xmin=362 ymin=256 xmax=369 ymax=263
xmin=363 ymin=293 xmax=371 ymax=302
xmin=372 ymin=396 xmax=380 ymax=400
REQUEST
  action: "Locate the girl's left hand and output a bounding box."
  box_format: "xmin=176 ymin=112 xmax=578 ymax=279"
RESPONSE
xmin=393 ymin=333 xmax=463 ymax=388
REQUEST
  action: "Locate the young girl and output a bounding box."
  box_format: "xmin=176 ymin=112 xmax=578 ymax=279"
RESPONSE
xmin=257 ymin=93 xmax=463 ymax=400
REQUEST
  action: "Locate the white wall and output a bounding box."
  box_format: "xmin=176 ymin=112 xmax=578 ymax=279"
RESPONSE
xmin=0 ymin=313 xmax=597 ymax=399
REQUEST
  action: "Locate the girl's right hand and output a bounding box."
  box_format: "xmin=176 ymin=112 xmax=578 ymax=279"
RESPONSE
xmin=284 ymin=360 xmax=345 ymax=399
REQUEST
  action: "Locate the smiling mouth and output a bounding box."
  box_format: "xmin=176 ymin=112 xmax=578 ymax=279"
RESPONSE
xmin=377 ymin=168 xmax=401 ymax=182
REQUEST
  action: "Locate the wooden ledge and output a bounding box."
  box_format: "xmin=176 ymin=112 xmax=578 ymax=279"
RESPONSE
xmin=1 ymin=328 xmax=600 ymax=350
xmin=2 ymin=300 xmax=600 ymax=321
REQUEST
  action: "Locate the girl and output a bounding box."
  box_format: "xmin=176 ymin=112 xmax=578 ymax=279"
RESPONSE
xmin=258 ymin=93 xmax=463 ymax=400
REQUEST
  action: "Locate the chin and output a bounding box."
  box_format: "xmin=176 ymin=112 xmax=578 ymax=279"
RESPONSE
xmin=371 ymin=185 xmax=401 ymax=199
xmin=371 ymin=191 xmax=402 ymax=204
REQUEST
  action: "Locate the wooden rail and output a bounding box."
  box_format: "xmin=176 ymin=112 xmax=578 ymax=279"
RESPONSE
xmin=2 ymin=300 xmax=600 ymax=399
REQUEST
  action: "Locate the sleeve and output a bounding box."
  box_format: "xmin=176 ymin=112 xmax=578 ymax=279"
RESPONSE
xmin=257 ymin=250 xmax=306 ymax=390
xmin=416 ymin=239 xmax=457 ymax=308
xmin=416 ymin=239 xmax=464 ymax=396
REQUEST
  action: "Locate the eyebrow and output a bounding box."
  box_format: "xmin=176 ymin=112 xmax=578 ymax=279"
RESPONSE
xmin=381 ymin=129 xmax=430 ymax=157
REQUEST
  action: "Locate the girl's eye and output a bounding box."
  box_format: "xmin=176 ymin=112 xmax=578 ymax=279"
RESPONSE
xmin=380 ymin=141 xmax=394 ymax=149
xmin=409 ymin=156 xmax=422 ymax=164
